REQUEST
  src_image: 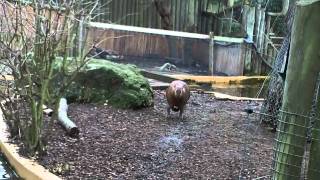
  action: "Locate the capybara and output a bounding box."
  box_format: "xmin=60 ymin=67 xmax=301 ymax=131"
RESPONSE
xmin=165 ymin=80 xmax=190 ymax=119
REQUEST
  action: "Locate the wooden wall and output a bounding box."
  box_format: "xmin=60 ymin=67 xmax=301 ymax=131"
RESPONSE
xmin=214 ymin=43 xmax=246 ymax=76
xmin=87 ymin=24 xmax=248 ymax=76
xmin=93 ymin=0 xmax=238 ymax=34
xmin=87 ymin=27 xmax=208 ymax=63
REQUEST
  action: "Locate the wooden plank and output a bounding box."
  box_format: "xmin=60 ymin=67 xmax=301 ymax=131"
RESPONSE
xmin=0 ymin=75 xmax=14 ymax=81
xmin=133 ymin=0 xmax=137 ymax=26
xmin=187 ymin=0 xmax=193 ymax=31
xmin=119 ymin=0 xmax=124 ymax=24
xmin=147 ymin=0 xmax=151 ymax=27
xmin=128 ymin=0 xmax=132 ymax=25
xmin=113 ymin=0 xmax=117 ymax=23
xmin=177 ymin=0 xmax=181 ymax=30
xmin=171 ymin=0 xmax=175 ymax=30
xmin=136 ymin=0 xmax=140 ymax=26
xmin=182 ymin=0 xmax=187 ymax=31
xmin=106 ymin=0 xmax=111 ymax=22
xmin=194 ymin=0 xmax=199 ymax=32
xmin=140 ymin=0 xmax=144 ymax=27
xmin=134 ymin=0 xmax=138 ymax=26
xmin=125 ymin=0 xmax=129 ymax=25
xmin=89 ymin=22 xmax=243 ymax=43
xmin=89 ymin=22 xmax=210 ymax=39
xmin=204 ymin=91 xmax=265 ymax=101
xmin=148 ymin=79 xmax=169 ymax=90
xmin=141 ymin=70 xmax=178 ymax=83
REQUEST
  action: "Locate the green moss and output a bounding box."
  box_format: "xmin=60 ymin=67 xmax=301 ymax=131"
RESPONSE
xmin=53 ymin=58 xmax=154 ymax=109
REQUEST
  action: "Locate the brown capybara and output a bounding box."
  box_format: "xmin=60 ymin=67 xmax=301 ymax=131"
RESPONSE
xmin=165 ymin=80 xmax=190 ymax=119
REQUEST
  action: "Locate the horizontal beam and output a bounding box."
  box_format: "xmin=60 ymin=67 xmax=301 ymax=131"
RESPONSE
xmin=89 ymin=22 xmax=244 ymax=43
xmin=141 ymin=70 xmax=178 ymax=83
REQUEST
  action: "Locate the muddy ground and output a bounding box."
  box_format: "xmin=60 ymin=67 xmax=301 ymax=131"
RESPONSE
xmin=38 ymin=90 xmax=274 ymax=179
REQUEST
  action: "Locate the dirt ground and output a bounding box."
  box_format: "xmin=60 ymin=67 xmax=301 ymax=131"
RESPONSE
xmin=38 ymin=90 xmax=274 ymax=179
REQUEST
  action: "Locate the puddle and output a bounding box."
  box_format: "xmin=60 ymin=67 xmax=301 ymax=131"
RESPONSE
xmin=195 ymin=83 xmax=267 ymax=98
xmin=212 ymin=84 xmax=266 ymax=98
xmin=158 ymin=129 xmax=185 ymax=154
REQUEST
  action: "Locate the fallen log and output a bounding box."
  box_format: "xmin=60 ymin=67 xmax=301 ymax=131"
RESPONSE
xmin=58 ymin=98 xmax=79 ymax=137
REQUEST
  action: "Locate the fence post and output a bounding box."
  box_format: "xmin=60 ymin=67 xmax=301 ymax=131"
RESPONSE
xmin=208 ymin=32 xmax=215 ymax=76
xmin=272 ymin=1 xmax=320 ymax=179
xmin=304 ymin=1 xmax=320 ymax=179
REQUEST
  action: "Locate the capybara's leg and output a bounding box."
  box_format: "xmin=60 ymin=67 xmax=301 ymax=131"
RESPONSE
xmin=166 ymin=106 xmax=171 ymax=118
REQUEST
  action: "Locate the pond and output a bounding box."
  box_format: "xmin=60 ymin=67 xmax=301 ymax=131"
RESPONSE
xmin=194 ymin=82 xmax=267 ymax=98
xmin=0 ymin=153 xmax=19 ymax=180
xmin=211 ymin=84 xmax=267 ymax=98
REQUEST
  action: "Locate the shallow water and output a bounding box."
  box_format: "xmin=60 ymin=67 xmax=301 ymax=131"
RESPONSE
xmin=0 ymin=153 xmax=19 ymax=180
xmin=212 ymin=84 xmax=267 ymax=98
xmin=159 ymin=135 xmax=183 ymax=150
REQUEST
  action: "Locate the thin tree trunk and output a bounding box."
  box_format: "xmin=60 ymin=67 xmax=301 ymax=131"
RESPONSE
xmin=272 ymin=1 xmax=320 ymax=179
xmin=154 ymin=0 xmax=179 ymax=60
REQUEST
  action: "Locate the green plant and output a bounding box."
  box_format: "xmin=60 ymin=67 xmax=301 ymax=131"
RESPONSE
xmin=0 ymin=0 xmax=98 ymax=154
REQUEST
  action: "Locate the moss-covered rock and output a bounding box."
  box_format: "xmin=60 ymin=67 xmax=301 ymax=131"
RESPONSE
xmin=56 ymin=59 xmax=154 ymax=109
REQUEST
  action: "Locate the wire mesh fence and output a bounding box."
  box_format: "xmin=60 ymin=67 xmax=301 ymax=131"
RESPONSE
xmin=257 ymin=4 xmax=320 ymax=179
xmin=272 ymin=110 xmax=309 ymax=179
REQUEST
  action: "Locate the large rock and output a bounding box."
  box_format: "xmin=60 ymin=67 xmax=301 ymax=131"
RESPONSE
xmin=59 ymin=59 xmax=154 ymax=109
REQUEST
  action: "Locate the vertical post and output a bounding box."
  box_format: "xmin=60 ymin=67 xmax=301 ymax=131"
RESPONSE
xmin=272 ymin=1 xmax=320 ymax=179
xmin=242 ymin=3 xmax=255 ymax=42
xmin=226 ymin=0 xmax=234 ymax=35
xmin=228 ymin=8 xmax=233 ymax=34
xmin=242 ymin=3 xmax=255 ymax=74
xmin=264 ymin=15 xmax=271 ymax=56
xmin=254 ymin=2 xmax=261 ymax=50
xmin=208 ymin=32 xmax=215 ymax=76
xmin=257 ymin=9 xmax=266 ymax=53
xmin=304 ymin=1 xmax=320 ymax=179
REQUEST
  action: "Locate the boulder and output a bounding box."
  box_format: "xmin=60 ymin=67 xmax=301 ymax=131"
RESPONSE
xmin=55 ymin=59 xmax=154 ymax=109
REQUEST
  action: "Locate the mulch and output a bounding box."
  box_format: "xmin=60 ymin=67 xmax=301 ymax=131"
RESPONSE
xmin=36 ymin=90 xmax=274 ymax=179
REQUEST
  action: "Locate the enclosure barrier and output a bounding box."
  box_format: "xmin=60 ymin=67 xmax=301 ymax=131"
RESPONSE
xmin=87 ymin=22 xmax=256 ymax=76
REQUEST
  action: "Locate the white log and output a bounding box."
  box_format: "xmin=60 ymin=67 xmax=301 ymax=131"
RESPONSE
xmin=58 ymin=98 xmax=79 ymax=137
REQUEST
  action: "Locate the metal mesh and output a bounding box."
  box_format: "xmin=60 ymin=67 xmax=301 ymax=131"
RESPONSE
xmin=272 ymin=110 xmax=309 ymax=179
xmin=267 ymin=3 xmax=320 ymax=176
xmin=271 ymin=74 xmax=320 ymax=179
xmin=259 ymin=4 xmax=295 ymax=130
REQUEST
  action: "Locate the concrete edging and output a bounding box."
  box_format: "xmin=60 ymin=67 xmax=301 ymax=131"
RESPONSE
xmin=0 ymin=111 xmax=61 ymax=180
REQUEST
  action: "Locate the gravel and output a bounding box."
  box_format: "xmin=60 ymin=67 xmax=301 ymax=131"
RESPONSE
xmin=36 ymin=90 xmax=274 ymax=179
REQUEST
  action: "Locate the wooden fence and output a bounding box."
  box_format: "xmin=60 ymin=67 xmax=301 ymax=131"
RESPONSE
xmin=93 ymin=0 xmax=242 ymax=34
xmin=87 ymin=22 xmax=247 ymax=76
